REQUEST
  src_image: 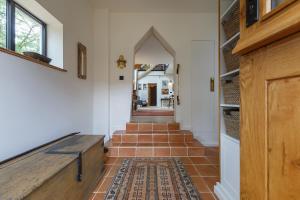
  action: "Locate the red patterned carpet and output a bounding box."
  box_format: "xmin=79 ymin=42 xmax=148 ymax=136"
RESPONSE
xmin=104 ymin=158 xmax=202 ymax=200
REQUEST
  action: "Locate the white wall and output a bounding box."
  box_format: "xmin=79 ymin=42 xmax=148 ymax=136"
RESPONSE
xmin=135 ymin=35 xmax=174 ymax=74
xmin=93 ymin=9 xmax=110 ymax=142
xmin=0 ymin=1 xmax=219 ymax=161
xmin=93 ymin=11 xmax=218 ymax=134
xmin=91 ymin=0 xmax=217 ymax=13
xmin=0 ymin=0 xmax=94 ymax=161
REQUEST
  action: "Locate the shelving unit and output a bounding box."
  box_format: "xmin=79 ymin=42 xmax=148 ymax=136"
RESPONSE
xmin=220 ymin=0 xmax=239 ymax=20
xmin=220 ymin=68 xmax=240 ymax=79
xmin=220 ymin=104 xmax=240 ymax=108
xmin=221 ymin=32 xmax=240 ymax=49
xmin=219 ymin=0 xmax=240 ymax=137
xmin=214 ymin=0 xmax=241 ymax=200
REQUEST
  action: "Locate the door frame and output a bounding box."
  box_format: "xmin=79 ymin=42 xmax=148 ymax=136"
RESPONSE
xmin=131 ymin=27 xmax=177 ymax=121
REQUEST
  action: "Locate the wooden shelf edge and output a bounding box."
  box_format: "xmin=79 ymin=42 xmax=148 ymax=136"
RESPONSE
xmin=220 ymin=104 xmax=240 ymax=108
xmin=0 ymin=47 xmax=67 ymax=72
xmin=233 ymin=22 xmax=300 ymax=55
xmin=220 ymin=69 xmax=240 ymax=78
xmin=234 ymin=1 xmax=300 ymax=55
xmin=221 ymin=32 xmax=240 ymax=49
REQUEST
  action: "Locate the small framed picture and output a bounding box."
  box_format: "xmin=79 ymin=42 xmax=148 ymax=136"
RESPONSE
xmin=162 ymin=89 xmax=169 ymax=95
xmin=78 ymin=43 xmax=87 ymax=79
xmin=162 ymin=80 xmax=169 ymax=88
xmin=138 ymin=84 xmax=142 ymax=90
xmin=143 ymin=84 xmax=147 ymax=90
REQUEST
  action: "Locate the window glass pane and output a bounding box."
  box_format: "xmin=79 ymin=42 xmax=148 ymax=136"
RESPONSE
xmin=271 ymin=0 xmax=286 ymax=9
xmin=0 ymin=0 xmax=6 ymax=48
xmin=15 ymin=7 xmax=42 ymax=54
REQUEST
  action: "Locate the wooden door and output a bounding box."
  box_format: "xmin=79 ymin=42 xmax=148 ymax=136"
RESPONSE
xmin=191 ymin=41 xmax=217 ymax=143
xmin=240 ymin=32 xmax=300 ymax=199
xmin=148 ymin=83 xmax=157 ymax=106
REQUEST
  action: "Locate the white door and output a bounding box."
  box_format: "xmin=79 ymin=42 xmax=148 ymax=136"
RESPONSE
xmin=191 ymin=40 xmax=217 ymax=146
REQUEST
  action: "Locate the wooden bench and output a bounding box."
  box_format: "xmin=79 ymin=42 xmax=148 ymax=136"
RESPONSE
xmin=0 ymin=135 xmax=105 ymax=200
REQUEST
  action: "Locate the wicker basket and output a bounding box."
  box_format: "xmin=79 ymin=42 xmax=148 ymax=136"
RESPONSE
xmin=223 ymin=109 xmax=240 ymax=140
xmin=223 ymin=76 xmax=240 ymax=105
xmin=222 ymin=3 xmax=240 ymax=40
xmin=223 ymin=38 xmax=240 ymax=72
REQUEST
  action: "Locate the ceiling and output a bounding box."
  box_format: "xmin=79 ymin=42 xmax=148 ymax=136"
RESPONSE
xmin=90 ymin=0 xmax=218 ymax=13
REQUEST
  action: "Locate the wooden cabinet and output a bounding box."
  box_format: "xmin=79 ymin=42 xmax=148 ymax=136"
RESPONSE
xmin=240 ymin=32 xmax=300 ymax=200
xmin=236 ymin=0 xmax=300 ymax=199
xmin=0 ymin=135 xmax=105 ymax=200
xmin=234 ymin=0 xmax=300 ymax=55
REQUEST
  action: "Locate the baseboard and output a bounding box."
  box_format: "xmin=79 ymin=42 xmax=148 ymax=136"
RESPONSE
xmin=200 ymin=141 xmax=219 ymax=147
xmin=214 ymin=182 xmax=236 ymax=200
xmin=181 ymin=125 xmax=192 ymax=130
xmin=194 ymin=135 xmax=219 ymax=147
xmin=110 ymin=125 xmax=125 ymax=133
xmin=103 ymin=136 xmax=110 ymax=143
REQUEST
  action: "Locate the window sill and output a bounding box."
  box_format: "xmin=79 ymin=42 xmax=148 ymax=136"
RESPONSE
xmin=0 ymin=47 xmax=67 ymax=72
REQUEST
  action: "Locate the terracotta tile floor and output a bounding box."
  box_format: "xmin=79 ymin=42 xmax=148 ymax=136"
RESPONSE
xmin=89 ymin=153 xmax=219 ymax=200
xmin=106 ymin=141 xmax=206 ymax=157
xmin=131 ymin=116 xmax=175 ymax=123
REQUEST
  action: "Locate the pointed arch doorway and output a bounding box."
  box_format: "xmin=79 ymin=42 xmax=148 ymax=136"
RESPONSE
xmin=131 ymin=27 xmax=177 ymax=123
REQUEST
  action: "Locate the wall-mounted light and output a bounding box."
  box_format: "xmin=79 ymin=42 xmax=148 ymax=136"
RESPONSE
xmin=168 ymin=81 xmax=174 ymax=90
xmin=117 ymin=55 xmax=127 ymax=69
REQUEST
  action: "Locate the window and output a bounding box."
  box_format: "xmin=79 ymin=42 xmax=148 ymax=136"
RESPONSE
xmin=15 ymin=5 xmax=46 ymax=55
xmin=0 ymin=0 xmax=6 ymax=48
xmin=271 ymin=0 xmax=286 ymax=9
xmin=0 ymin=0 xmax=47 ymax=55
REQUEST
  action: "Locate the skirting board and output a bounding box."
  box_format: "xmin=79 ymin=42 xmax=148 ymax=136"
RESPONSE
xmin=110 ymin=125 xmax=125 ymax=133
xmin=181 ymin=125 xmax=192 ymax=131
xmin=214 ymin=182 xmax=237 ymax=200
xmin=194 ymin=135 xmax=219 ymax=147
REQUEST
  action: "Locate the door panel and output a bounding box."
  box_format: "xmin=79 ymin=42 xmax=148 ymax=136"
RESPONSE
xmin=191 ymin=40 xmax=217 ymax=144
xmin=148 ymin=84 xmax=157 ymax=106
xmin=240 ymin=32 xmax=300 ymax=199
xmin=268 ymin=76 xmax=300 ymax=199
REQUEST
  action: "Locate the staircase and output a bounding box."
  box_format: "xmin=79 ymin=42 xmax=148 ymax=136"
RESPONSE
xmin=106 ymin=122 xmax=205 ymax=157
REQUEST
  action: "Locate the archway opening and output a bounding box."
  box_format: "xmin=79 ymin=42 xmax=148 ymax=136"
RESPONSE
xmin=131 ymin=27 xmax=176 ymax=123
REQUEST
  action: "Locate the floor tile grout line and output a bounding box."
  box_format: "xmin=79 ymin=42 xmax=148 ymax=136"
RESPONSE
xmin=90 ymin=192 xmax=97 ymax=200
xmin=95 ymin=175 xmax=107 ymax=193
xmin=104 ymin=139 xmax=219 ymax=197
xmin=192 ymin=163 xmax=212 ymax=193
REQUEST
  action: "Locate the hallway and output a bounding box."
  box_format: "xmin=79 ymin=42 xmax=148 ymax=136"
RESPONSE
xmin=1 ymin=0 xmax=300 ymax=199
xmin=95 ymin=121 xmax=219 ymax=199
xmin=90 ymin=149 xmax=219 ymax=200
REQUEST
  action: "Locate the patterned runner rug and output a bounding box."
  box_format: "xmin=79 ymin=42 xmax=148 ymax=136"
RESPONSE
xmin=105 ymin=158 xmax=202 ymax=200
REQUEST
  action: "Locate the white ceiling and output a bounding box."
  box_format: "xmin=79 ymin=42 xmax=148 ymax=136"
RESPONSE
xmin=91 ymin=0 xmax=218 ymax=13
